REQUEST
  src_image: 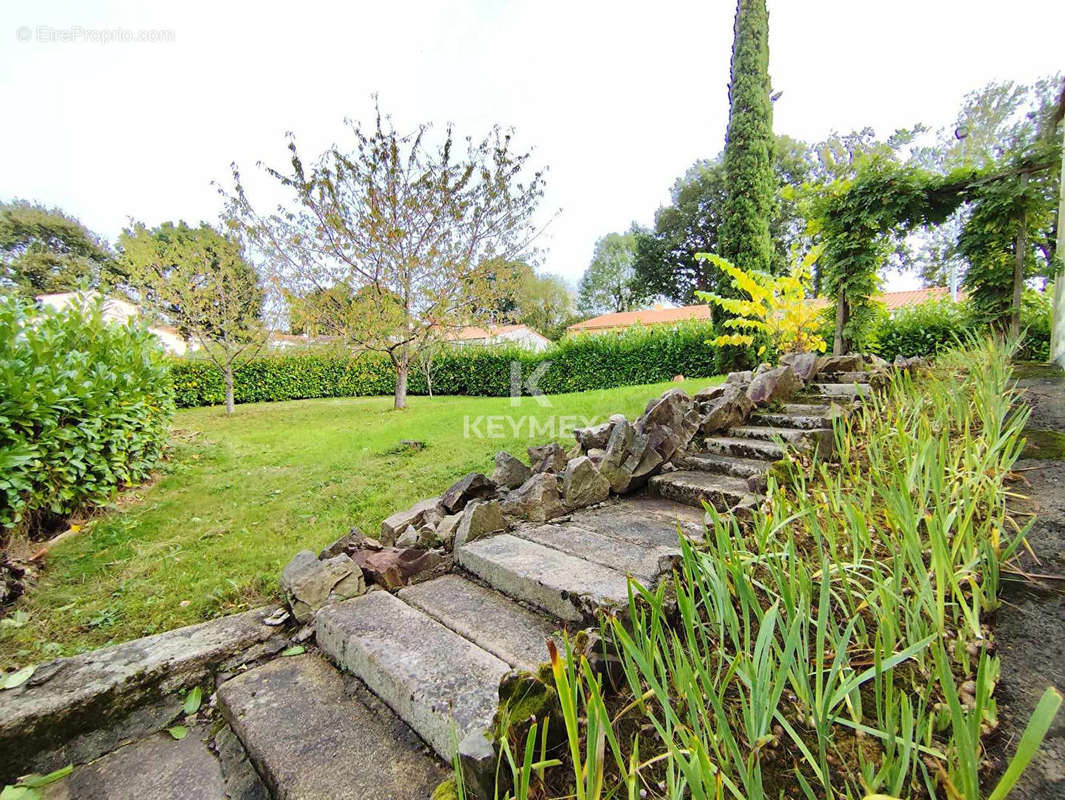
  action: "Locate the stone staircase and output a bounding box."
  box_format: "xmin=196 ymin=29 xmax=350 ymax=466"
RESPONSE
xmin=648 ymin=371 xmax=875 ymax=511
xmin=215 ymin=495 xmax=704 ymax=799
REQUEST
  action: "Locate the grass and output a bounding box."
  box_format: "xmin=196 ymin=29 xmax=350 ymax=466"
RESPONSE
xmin=0 ymin=376 xmax=717 ymax=667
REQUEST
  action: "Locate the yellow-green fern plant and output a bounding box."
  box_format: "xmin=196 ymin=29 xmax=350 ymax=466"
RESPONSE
xmin=694 ymin=247 xmax=827 ymax=357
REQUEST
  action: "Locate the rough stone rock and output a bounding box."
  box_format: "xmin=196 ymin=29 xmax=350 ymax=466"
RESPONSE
xmin=491 ymin=451 xmax=533 ymax=489
xmin=435 ymin=513 xmax=462 ymax=550
xmin=634 ymin=389 xmax=700 ymax=465
xmin=573 ymin=415 xmax=624 ymax=452
xmin=586 ymin=447 xmax=606 ymax=466
xmin=866 ymin=352 xmax=889 ymax=369
xmin=780 ymin=351 xmax=823 ymax=381
xmin=753 ymin=362 xmax=773 ymax=376
xmin=598 ymin=419 xmax=638 ymax=493
xmin=453 ymin=499 xmax=508 ymax=550
xmin=819 ymin=353 xmax=864 ymax=374
xmin=694 ymin=383 xmax=728 ymax=402
xmin=699 ymin=383 xmax=754 ymax=434
xmin=352 ymin=548 xmax=445 ymax=590
xmin=501 ymin=472 xmax=566 ymax=522
xmin=562 ymin=456 xmax=611 ymax=509
xmin=380 ymin=497 xmax=444 ymax=545
xmin=527 ymin=442 xmax=568 ymax=473
xmin=746 ymin=365 xmax=802 ymax=407
xmin=894 ymin=354 xmax=928 ymax=370
xmin=440 ymin=472 xmax=496 ymax=514
xmin=281 ymin=551 xmax=366 ymax=623
xmin=395 ymin=525 xmax=420 ymax=549
xmin=319 ymin=527 xmax=381 ymax=559
xmin=727 ymin=370 xmax=753 ymax=385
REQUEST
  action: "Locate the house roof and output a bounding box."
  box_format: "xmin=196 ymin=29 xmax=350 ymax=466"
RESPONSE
xmin=569 ymin=288 xmax=961 ymax=332
xmin=447 ymin=324 xmax=545 ymax=341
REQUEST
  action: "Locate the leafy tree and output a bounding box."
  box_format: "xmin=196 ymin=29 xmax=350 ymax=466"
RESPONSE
xmin=119 ymin=221 xmax=266 ymax=414
xmin=577 ymin=229 xmax=646 ymax=315
xmin=719 ymin=0 xmax=776 ymax=273
xmin=285 ymin=285 xmax=356 ymax=336
xmin=695 ymin=247 xmax=827 ymax=357
xmin=0 ymin=200 xmax=115 ymax=296
xmin=503 ymin=264 xmax=577 ymax=339
xmin=225 ymin=105 xmax=546 ymax=409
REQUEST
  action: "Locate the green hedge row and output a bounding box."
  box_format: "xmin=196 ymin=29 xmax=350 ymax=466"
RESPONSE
xmin=171 ymin=322 xmax=755 ymax=408
xmin=1 ymin=295 xmax=174 ymax=535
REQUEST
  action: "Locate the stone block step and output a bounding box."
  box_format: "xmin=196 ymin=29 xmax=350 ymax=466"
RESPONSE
xmin=647 ymin=470 xmax=755 ymax=510
xmin=567 ymin=501 xmax=703 ymax=546
xmin=672 ymin=451 xmax=773 ymax=479
xmin=701 ymin=435 xmax=786 ymax=461
xmin=316 ymin=591 xmax=509 ymax=760
xmin=218 ymin=654 xmax=445 ymax=799
xmin=804 ymin=382 xmax=872 ymax=398
xmin=399 ymin=574 xmax=560 ymax=670
xmin=781 ymin=402 xmax=835 ymax=415
xmin=749 ymin=411 xmax=831 ymax=430
xmin=729 ymin=425 xmax=814 ymax=444
xmin=456 ymin=533 xmax=632 ymax=623
xmin=626 ymin=496 xmax=707 ymax=529
xmin=512 ymin=522 xmax=678 ymax=585
xmin=821 ymin=370 xmax=875 ymax=383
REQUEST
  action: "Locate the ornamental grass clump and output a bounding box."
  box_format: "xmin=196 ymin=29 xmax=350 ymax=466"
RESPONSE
xmin=483 ymin=336 xmax=1059 ymax=800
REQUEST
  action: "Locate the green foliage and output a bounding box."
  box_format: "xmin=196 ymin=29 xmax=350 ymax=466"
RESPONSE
xmin=169 ymin=323 xmax=749 ymax=409
xmin=577 ymin=230 xmax=645 ymax=314
xmin=0 ymin=294 xmax=173 ymax=535
xmin=0 ymin=200 xmax=115 ymax=296
xmin=720 ymin=0 xmax=776 ymax=274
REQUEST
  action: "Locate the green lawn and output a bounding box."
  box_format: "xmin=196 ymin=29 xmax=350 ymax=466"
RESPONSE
xmin=1 ymin=377 xmax=718 ymax=666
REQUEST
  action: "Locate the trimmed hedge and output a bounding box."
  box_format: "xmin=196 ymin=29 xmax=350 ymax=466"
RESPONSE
xmin=1 ymin=294 xmax=174 ymax=535
xmin=171 ymin=322 xmax=754 ymax=408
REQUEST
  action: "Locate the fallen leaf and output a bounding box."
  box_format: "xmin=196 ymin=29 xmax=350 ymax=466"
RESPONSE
xmin=167 ymin=726 xmax=188 ymax=740
xmin=281 ymin=645 xmax=305 ymax=657
xmin=2 ymin=666 xmax=35 ymax=690
xmin=183 ymin=686 xmax=202 ymax=715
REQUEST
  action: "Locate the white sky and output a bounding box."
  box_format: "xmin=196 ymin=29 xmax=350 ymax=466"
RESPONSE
xmin=2 ymin=0 xmax=1063 ymax=293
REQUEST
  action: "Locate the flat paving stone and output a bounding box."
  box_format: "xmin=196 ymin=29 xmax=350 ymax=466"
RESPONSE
xmin=457 ymin=533 xmax=633 ymax=622
xmin=42 ymin=725 xmax=224 ymax=800
xmin=565 ymin=503 xmax=700 ymax=546
xmin=513 ymin=522 xmax=676 ymax=584
xmin=316 ymin=591 xmax=509 ymax=759
xmin=648 ymin=470 xmax=754 ymax=510
xmin=399 ymin=574 xmax=561 ymax=669
xmin=672 ymin=451 xmax=772 ymax=479
xmin=701 ymin=435 xmax=785 ymax=460
xmin=218 ymin=654 xmax=445 ymax=800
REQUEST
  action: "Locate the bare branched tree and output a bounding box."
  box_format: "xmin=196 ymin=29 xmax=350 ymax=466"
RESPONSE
xmin=223 ymin=104 xmax=548 ymax=409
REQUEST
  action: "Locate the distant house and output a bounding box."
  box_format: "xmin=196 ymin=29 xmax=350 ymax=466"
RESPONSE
xmin=35 ymin=291 xmax=199 ymax=356
xmin=568 ymin=288 xmax=962 ymax=335
xmin=445 ymin=324 xmax=552 ymax=352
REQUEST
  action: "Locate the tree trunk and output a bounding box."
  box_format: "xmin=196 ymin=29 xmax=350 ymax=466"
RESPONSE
xmin=1009 ymin=211 xmax=1027 ymax=341
xmin=833 ymin=292 xmax=848 ymax=355
xmin=394 ymin=360 xmax=409 ymax=410
xmin=1050 ymin=114 xmax=1065 ymax=367
xmin=224 ymin=363 xmax=235 ymax=415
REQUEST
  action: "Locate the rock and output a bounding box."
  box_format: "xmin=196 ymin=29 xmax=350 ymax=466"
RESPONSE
xmin=698 ymin=382 xmax=754 ymax=434
xmin=440 ymin=473 xmax=496 ymax=514
xmin=894 ymin=354 xmax=928 ymax=370
xmin=458 ymin=731 xmax=496 ymax=800
xmin=819 ymin=354 xmax=864 ymax=374
xmin=319 ymin=527 xmax=381 ymax=559
xmin=727 ymin=370 xmax=753 ymax=385
xmin=586 ymin=447 xmax=606 ymax=466
xmin=562 ymin=456 xmax=611 ymax=509
xmin=694 ymin=383 xmax=727 ymax=402
xmin=435 ymin=513 xmax=462 ymax=550
xmin=573 ymin=416 xmax=622 ymax=452
xmin=866 ymin=353 xmax=889 ymax=369
xmin=634 ymin=389 xmax=700 ymax=465
xmin=527 ymin=442 xmax=568 ymax=473
xmin=380 ymin=497 xmax=444 ymax=545
xmin=780 ymin=351 xmax=823 ymax=381
xmin=491 ymin=451 xmax=533 ymax=489
xmin=598 ymin=419 xmax=638 ymax=493
xmin=490 ymin=668 xmax=564 ymax=755
xmin=352 ymin=548 xmax=445 ymax=590
xmin=281 ymin=551 xmax=366 ymax=623
xmin=746 ymin=365 xmax=802 ymax=407
xmin=395 ymin=525 xmax=420 ymax=549
xmin=753 ymin=362 xmax=773 ymax=376
xmin=501 ymin=472 xmax=566 ymax=523
xmin=453 ymin=500 xmax=508 ymax=550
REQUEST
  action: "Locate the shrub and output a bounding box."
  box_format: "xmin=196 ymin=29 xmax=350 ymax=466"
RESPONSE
xmin=0 ymin=294 xmax=174 ymax=536
xmin=170 ymin=321 xmax=752 ymax=409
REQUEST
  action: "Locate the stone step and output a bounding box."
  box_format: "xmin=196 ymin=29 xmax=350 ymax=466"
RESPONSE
xmin=512 ymin=522 xmax=678 ymax=585
xmin=672 ymin=451 xmax=773 ymax=479
xmin=821 ymin=370 xmax=875 ymax=383
xmin=647 ymin=470 xmax=755 ymax=510
xmin=398 ymin=574 xmax=560 ymax=670
xmin=804 ymin=382 xmax=872 ymax=399
xmin=456 ymin=533 xmax=633 ymax=623
xmin=567 ymin=500 xmax=703 ymax=546
xmin=218 ymin=654 xmax=445 ymax=799
xmin=781 ymin=402 xmax=835 ymax=415
xmin=749 ymin=411 xmax=831 ymax=430
xmin=701 ymin=434 xmax=786 ymax=461
xmin=316 ymin=591 xmax=510 ymax=760
xmin=729 ymin=425 xmax=815 ymax=444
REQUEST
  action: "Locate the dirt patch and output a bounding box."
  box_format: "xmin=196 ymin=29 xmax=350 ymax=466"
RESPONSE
xmin=988 ymin=371 xmax=1065 ymax=799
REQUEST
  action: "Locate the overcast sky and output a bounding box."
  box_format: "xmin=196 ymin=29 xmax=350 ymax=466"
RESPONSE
xmin=2 ymin=0 xmax=1063 ymax=292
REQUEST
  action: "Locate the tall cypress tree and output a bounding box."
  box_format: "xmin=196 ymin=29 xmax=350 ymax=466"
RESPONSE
xmin=720 ymin=0 xmax=776 ymax=273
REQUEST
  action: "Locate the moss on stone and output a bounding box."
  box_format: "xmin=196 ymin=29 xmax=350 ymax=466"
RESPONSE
xmin=431 ymin=777 xmax=459 ymax=800
xmin=1021 ymin=429 xmax=1065 ymax=460
xmin=489 ymin=668 xmax=564 ymax=754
